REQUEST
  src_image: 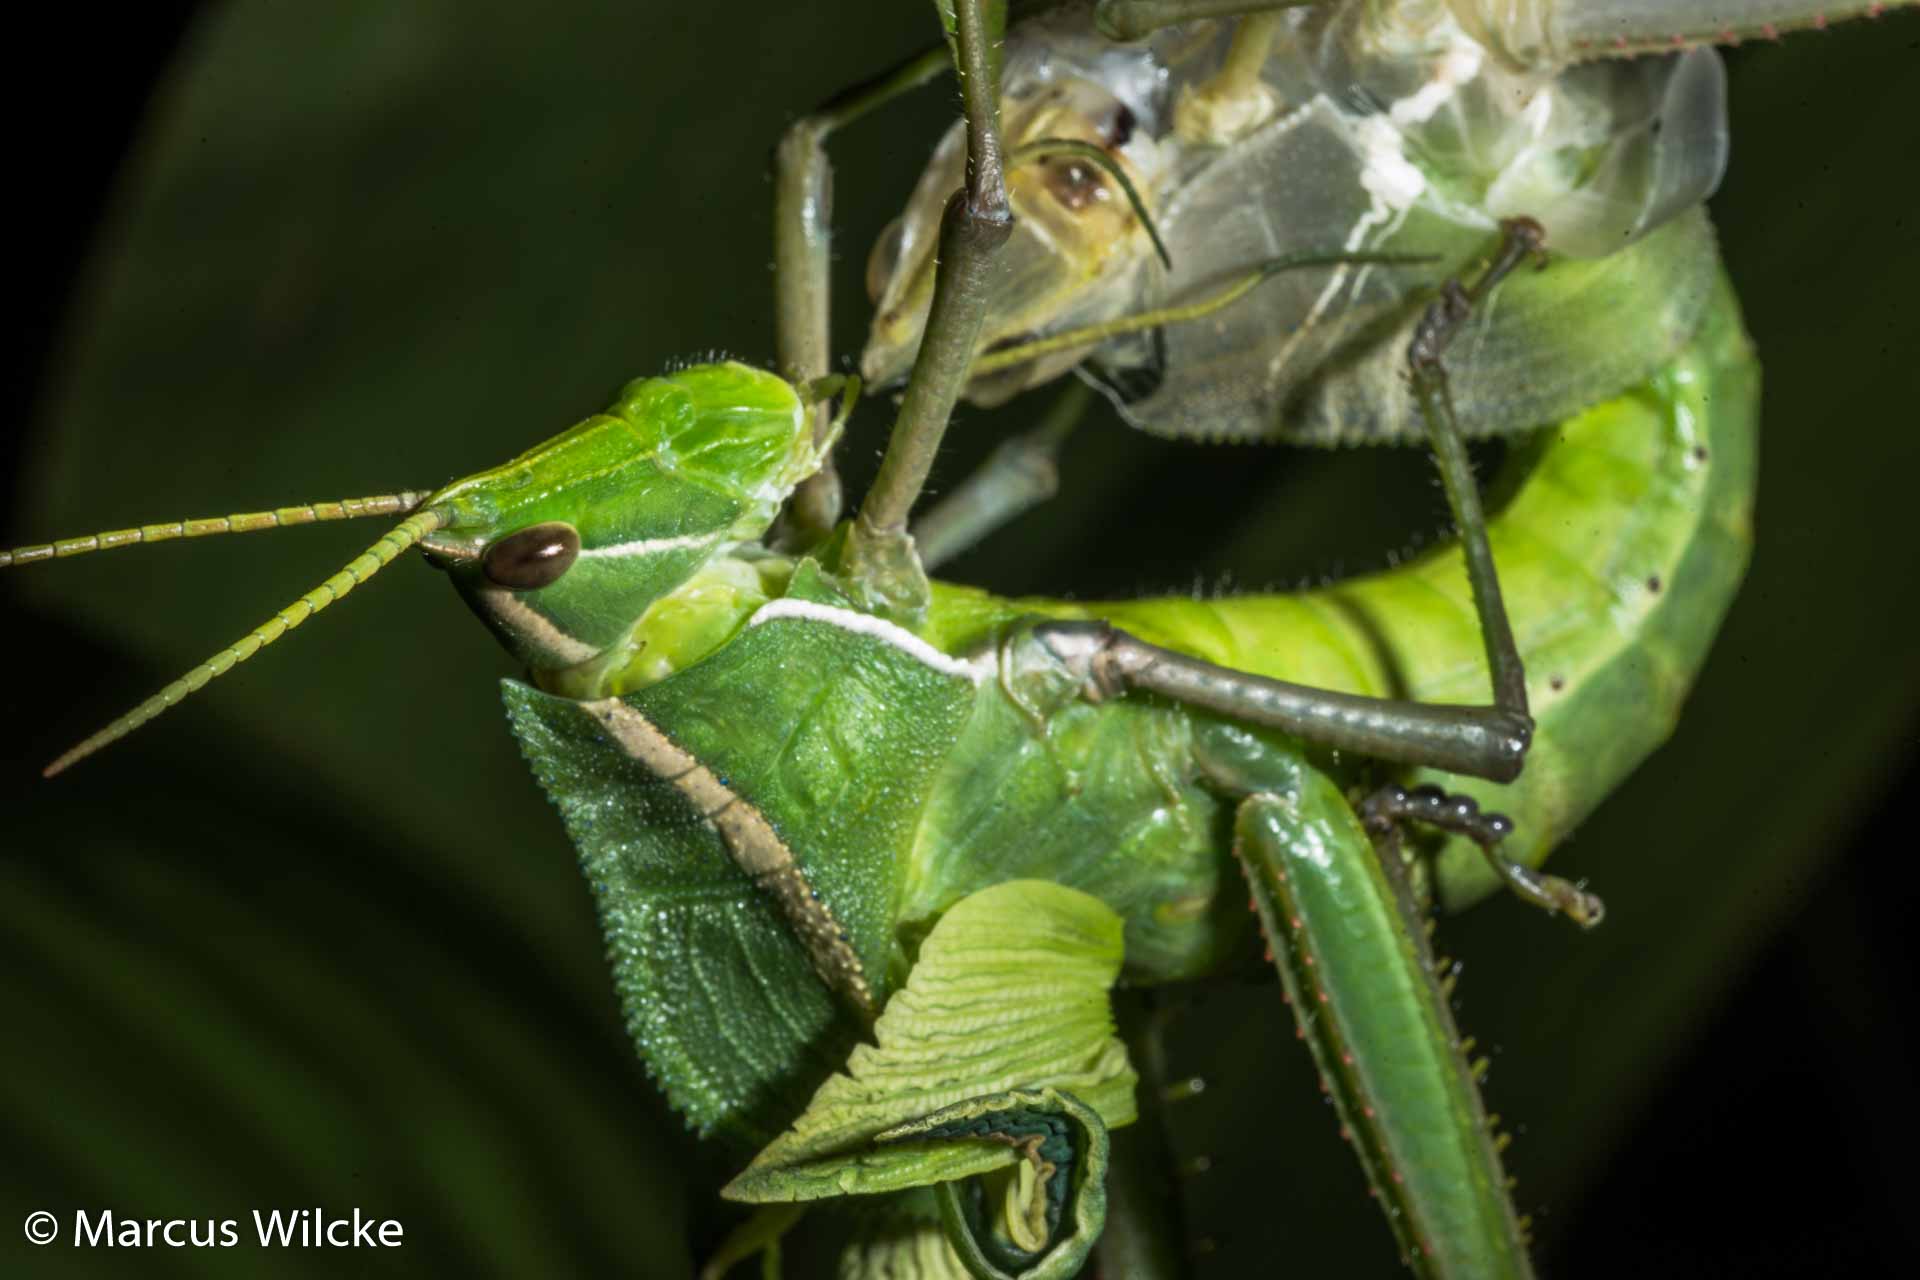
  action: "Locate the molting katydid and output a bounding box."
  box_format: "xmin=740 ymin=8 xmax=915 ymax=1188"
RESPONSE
xmin=4 ymin=0 xmax=1912 ymax=1275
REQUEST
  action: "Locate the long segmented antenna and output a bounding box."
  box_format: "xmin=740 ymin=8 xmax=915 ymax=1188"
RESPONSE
xmin=38 ymin=507 xmax=447 ymax=777
xmin=968 ymin=249 xmax=1437 ymax=377
xmin=0 ymin=492 xmax=431 ymax=568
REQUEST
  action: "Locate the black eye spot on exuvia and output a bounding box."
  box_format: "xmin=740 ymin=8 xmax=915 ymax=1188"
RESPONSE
xmin=1044 ymin=158 xmax=1106 ymax=211
xmin=482 ymin=522 xmax=580 ymax=590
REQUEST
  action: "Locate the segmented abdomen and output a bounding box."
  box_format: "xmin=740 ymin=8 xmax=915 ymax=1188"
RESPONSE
xmin=1078 ymin=271 xmax=1758 ymax=905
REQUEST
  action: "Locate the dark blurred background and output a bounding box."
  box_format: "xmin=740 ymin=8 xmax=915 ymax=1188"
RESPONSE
xmin=3 ymin=4 xmax=1916 ymax=1277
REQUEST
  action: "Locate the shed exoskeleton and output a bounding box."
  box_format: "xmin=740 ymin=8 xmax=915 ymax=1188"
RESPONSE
xmin=865 ymin=0 xmax=1883 ymax=447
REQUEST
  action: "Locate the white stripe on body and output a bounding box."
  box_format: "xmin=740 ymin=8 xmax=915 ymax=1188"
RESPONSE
xmin=577 ymin=531 xmax=717 ymax=559
xmin=748 ymin=597 xmax=987 ymax=683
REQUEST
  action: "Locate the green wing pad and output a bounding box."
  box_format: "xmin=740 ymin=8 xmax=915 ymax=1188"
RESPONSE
xmin=904 ymin=602 xmax=1271 ymax=983
xmin=723 ymin=879 xmax=1133 ymax=1203
xmin=904 ymin=671 xmax=1246 ymax=983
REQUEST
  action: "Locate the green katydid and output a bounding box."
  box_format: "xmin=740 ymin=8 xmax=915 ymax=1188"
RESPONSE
xmin=7 ymin=0 xmax=1896 ymax=1274
xmin=4 ymin=271 xmax=1757 ymax=1275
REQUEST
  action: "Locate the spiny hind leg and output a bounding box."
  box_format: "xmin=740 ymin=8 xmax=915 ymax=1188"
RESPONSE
xmin=1360 ymin=781 xmax=1604 ymax=927
xmin=1229 ymin=773 xmax=1536 ymax=1274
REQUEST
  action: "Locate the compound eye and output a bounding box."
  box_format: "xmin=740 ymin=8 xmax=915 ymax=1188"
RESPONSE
xmin=481 ymin=522 xmax=580 ymax=590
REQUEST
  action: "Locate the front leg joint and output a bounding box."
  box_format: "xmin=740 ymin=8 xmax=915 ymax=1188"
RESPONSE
xmin=1031 ymin=619 xmax=1134 ymax=703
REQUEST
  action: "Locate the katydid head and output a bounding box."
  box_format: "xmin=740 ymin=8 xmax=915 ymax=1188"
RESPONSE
xmin=14 ymin=361 xmax=844 ymax=776
xmin=415 ymin=362 xmax=831 ymax=677
xmin=863 ymin=32 xmax=1170 ymax=406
